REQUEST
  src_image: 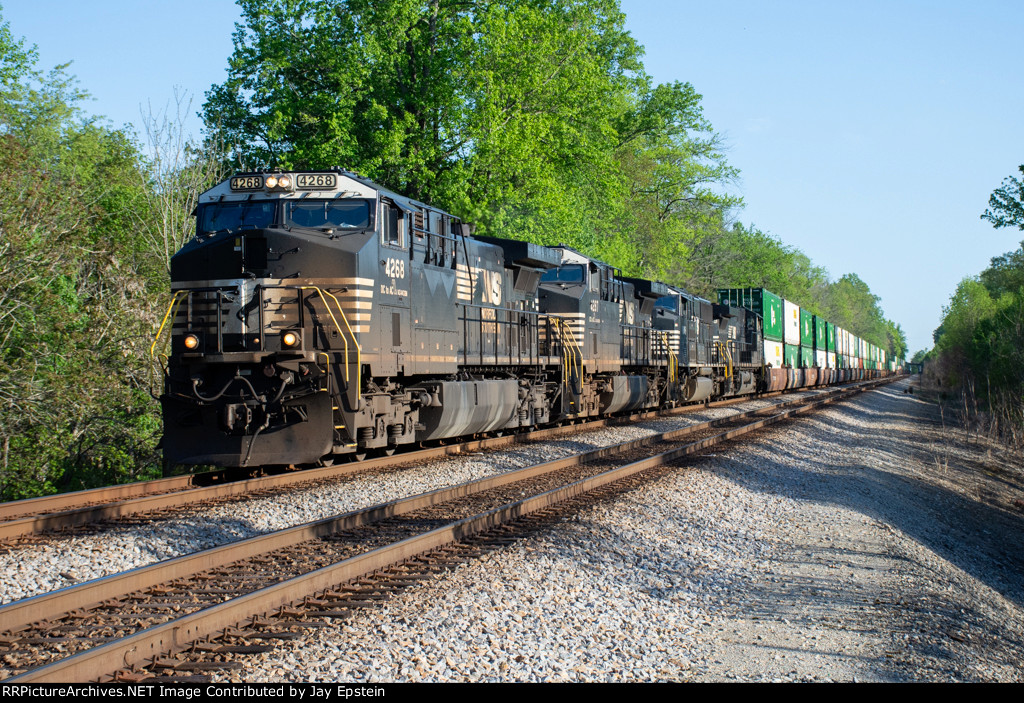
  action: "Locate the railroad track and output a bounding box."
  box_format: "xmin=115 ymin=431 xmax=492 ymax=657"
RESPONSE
xmin=0 ymin=377 xmax=894 ymax=682
xmin=0 ymin=388 xmax=830 ymax=542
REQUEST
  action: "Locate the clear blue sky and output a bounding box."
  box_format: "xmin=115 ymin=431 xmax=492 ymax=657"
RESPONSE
xmin=4 ymin=0 xmax=1023 ymax=354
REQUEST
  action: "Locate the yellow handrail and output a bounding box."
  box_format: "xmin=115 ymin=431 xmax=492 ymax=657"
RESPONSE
xmin=150 ymin=290 xmax=189 ymax=361
xmin=315 ymin=351 xmax=331 ymax=391
xmin=298 ymin=286 xmax=361 ymax=402
xmin=659 ymin=331 xmax=677 ymax=385
xmin=149 ymin=286 xmax=359 ymax=402
xmin=715 ymin=341 xmax=733 ymax=379
xmin=551 ymin=317 xmax=582 ymax=396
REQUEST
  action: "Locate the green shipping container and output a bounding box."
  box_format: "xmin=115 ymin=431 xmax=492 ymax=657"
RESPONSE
xmin=718 ymin=287 xmax=784 ymax=343
xmin=783 ymin=343 xmax=800 ymax=367
xmin=799 ymin=309 xmax=814 ymax=347
xmin=800 ymin=345 xmax=814 ymax=368
xmin=826 ymin=322 xmax=836 ymax=351
xmin=813 ymin=316 xmax=827 ymax=351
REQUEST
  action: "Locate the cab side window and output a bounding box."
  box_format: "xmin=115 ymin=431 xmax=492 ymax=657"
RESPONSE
xmin=381 ymin=201 xmax=406 ymax=249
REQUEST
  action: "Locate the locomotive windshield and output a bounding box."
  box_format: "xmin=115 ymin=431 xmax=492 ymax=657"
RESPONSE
xmin=284 ymin=199 xmax=371 ymax=230
xmin=655 ymin=295 xmax=678 ymax=311
xmin=199 ymin=202 xmax=276 ymax=234
xmin=541 ymin=265 xmax=586 ymax=284
xmin=197 ymin=198 xmax=374 ymax=235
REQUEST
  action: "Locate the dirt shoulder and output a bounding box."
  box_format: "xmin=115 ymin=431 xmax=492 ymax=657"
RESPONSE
xmin=690 ymin=378 xmax=1024 ymax=682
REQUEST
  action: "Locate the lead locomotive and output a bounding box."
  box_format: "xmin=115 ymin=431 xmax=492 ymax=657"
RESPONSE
xmin=155 ymin=169 xmax=771 ymax=468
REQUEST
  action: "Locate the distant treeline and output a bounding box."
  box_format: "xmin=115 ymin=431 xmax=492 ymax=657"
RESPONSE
xmin=920 ymin=235 xmax=1024 ymax=446
xmin=0 ymin=1 xmax=904 ymax=500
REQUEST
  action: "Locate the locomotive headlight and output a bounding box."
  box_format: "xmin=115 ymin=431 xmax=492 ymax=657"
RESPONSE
xmin=265 ymin=175 xmax=278 ymax=188
xmin=184 ymin=333 xmax=200 ymax=350
xmin=277 ymin=176 xmax=291 ymax=188
xmin=282 ymin=331 xmax=299 ymax=347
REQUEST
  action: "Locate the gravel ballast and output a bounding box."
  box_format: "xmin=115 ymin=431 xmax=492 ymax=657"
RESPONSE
xmin=0 ymin=395 xmax=801 ymax=604
xmin=221 ymin=379 xmax=1024 ymax=682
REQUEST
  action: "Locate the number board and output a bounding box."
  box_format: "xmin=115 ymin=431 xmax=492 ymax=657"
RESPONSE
xmin=296 ymin=173 xmax=337 ymax=190
xmin=230 ymin=175 xmax=263 ymax=191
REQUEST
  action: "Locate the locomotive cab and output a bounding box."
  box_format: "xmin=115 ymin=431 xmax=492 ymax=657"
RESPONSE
xmin=161 ymin=171 xmax=386 ymax=466
xmin=158 ymin=170 xmax=572 ymax=468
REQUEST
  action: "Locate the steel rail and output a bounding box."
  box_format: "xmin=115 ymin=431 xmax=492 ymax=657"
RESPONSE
xmin=0 ymin=382 xmax=879 ymax=633
xmin=4 ymin=377 xmax=894 ymax=682
xmin=0 ymin=384 xmax=849 ymax=540
xmin=0 ymin=394 xmax=817 ymax=630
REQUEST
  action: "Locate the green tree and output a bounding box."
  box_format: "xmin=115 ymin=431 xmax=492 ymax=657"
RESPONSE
xmin=931 ymin=277 xmax=996 ymax=383
xmin=0 ymin=8 xmax=178 ymax=499
xmin=884 ymin=319 xmax=907 ymax=361
xmin=680 ymin=221 xmax=824 ymax=300
xmin=203 ymin=0 xmax=739 ymax=265
xmin=612 ymin=80 xmax=741 ymax=279
xmin=979 ymin=240 xmax=1024 ymax=297
xmin=981 ymin=165 xmax=1024 ymax=231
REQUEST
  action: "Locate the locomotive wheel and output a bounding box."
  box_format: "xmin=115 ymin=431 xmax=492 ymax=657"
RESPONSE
xmin=382 ymin=447 xmax=397 ymax=457
xmin=317 ymin=456 xmax=335 ymax=467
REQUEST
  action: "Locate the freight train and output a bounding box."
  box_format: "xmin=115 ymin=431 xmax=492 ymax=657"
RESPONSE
xmin=153 ymin=169 xmax=896 ymax=469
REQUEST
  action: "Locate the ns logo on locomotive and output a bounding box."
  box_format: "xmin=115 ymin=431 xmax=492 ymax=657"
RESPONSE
xmin=153 ymin=169 xmax=891 ymax=469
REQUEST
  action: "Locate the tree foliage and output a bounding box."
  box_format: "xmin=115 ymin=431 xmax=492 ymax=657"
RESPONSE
xmin=981 ymin=165 xmax=1024 ymax=231
xmin=206 ymin=0 xmax=905 ymax=354
xmin=203 ymin=0 xmax=739 ymax=265
xmin=671 ymin=221 xmax=904 ymax=358
xmin=0 ymin=9 xmax=222 ymax=499
xmin=929 ymin=239 xmax=1024 ymax=444
xmin=0 ymin=3 xmax=909 ymax=499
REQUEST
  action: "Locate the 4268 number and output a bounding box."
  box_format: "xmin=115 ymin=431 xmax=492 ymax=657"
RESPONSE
xmin=384 ymin=257 xmax=405 ymax=279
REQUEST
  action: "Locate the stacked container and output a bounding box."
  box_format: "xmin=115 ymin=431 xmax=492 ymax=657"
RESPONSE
xmin=718 ymin=288 xmax=784 ymax=369
xmin=813 ymin=315 xmax=828 ymax=368
xmin=783 ymin=298 xmax=800 ymax=370
xmin=826 ymin=321 xmax=837 ymax=369
xmin=799 ymin=309 xmax=814 ymax=368
xmin=716 ymin=287 xmax=892 ymax=381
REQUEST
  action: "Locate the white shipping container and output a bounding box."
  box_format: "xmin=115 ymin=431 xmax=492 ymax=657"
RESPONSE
xmin=783 ymin=299 xmax=800 ymax=345
xmin=827 ymin=351 xmax=836 ymax=368
xmin=764 ymin=340 xmax=784 ymax=368
xmin=815 ymin=349 xmax=827 ymax=368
